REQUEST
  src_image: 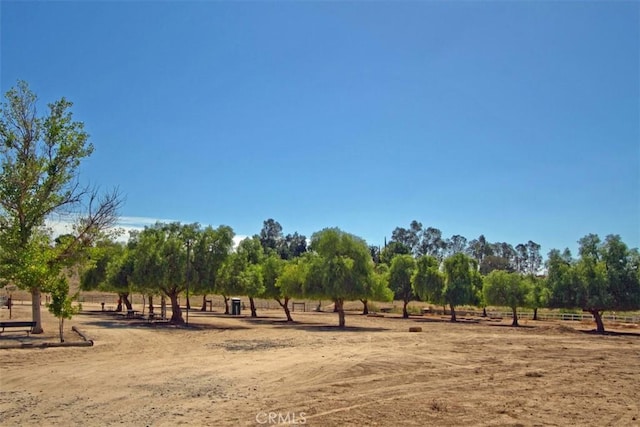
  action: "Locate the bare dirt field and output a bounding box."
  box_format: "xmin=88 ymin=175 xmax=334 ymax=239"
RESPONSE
xmin=1 ymin=302 xmax=639 ymax=426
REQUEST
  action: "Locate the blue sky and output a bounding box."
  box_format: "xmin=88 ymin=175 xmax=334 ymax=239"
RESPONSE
xmin=1 ymin=1 xmax=638 ymax=256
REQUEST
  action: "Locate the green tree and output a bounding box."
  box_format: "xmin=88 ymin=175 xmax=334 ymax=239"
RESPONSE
xmin=104 ymin=245 xmax=136 ymax=311
xmin=191 ymin=225 xmax=234 ymax=311
xmin=466 ymin=235 xmax=491 ymax=270
xmin=442 ymin=253 xmax=475 ymax=321
xmin=412 ymin=255 xmax=445 ymax=308
xmin=389 ymin=254 xmax=416 ymax=318
xmin=483 ymin=270 xmax=530 ymax=326
xmin=237 ymin=237 xmax=265 ymax=317
xmin=547 ymin=234 xmax=640 ymax=333
xmin=259 ymin=218 xmax=283 ymax=255
xmin=279 ymin=232 xmax=307 ymax=260
xmin=304 ymin=228 xmax=374 ymax=328
xmin=132 ymin=223 xmax=196 ymax=324
xmin=479 ymin=255 xmax=513 ymax=275
xmin=380 ymin=241 xmax=411 ymax=265
xmin=391 ymin=220 xmax=422 ymax=255
xmin=444 ymin=234 xmax=468 ymax=258
xmin=418 ymin=226 xmax=446 ymax=259
xmin=261 ymin=253 xmax=290 ymax=320
xmin=81 ymin=239 xmax=134 ymax=312
xmin=524 ymin=275 xmax=549 ymax=321
xmin=360 ymin=263 xmax=393 ymax=315
xmin=0 ymin=81 xmax=121 ymax=333
xmin=217 ymin=252 xmax=247 ymax=314
xmin=46 ymin=277 xmax=81 ymax=342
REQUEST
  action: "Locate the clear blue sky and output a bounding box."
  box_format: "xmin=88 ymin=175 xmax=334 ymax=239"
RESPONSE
xmin=1 ymin=1 xmax=638 ymax=256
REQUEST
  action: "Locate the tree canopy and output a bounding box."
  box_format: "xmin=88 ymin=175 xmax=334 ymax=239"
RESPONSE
xmin=305 ymin=228 xmax=374 ymax=327
xmin=483 ymin=270 xmax=530 ymax=326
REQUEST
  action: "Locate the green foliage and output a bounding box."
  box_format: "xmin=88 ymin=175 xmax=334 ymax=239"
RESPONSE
xmin=0 ymin=80 xmax=121 ymax=333
xmin=371 ymin=263 xmax=393 ymax=302
xmin=261 ymin=253 xmax=285 ymax=300
xmin=305 ymin=228 xmax=373 ymax=301
xmin=380 ymin=241 xmax=411 ymax=265
xmin=479 ymin=255 xmax=513 ymax=275
xmin=548 ymin=234 xmax=640 ymax=312
xmin=276 ymin=256 xmax=308 ymax=298
xmin=46 ymin=277 xmax=81 ymax=342
xmin=389 ymin=255 xmax=416 ymax=316
xmin=1 ymin=230 xmax=59 ymax=292
xmin=524 ymin=275 xmax=550 ymax=310
xmin=483 ymin=271 xmax=530 ymax=312
xmin=259 ymin=218 xmax=307 ymax=260
xmin=191 ymin=225 xmax=234 ymax=295
xmin=217 ymin=237 xmax=265 ymax=299
xmin=412 ymin=255 xmax=444 ymax=305
xmin=47 ymin=277 xmax=81 ymax=320
xmin=442 ymin=253 xmax=476 ymax=319
xmin=547 ymin=234 xmax=640 ymax=332
xmin=443 ymin=253 xmax=474 ymax=305
xmin=304 ymin=228 xmax=374 ymax=327
xmin=80 ymin=239 xmax=125 ymax=292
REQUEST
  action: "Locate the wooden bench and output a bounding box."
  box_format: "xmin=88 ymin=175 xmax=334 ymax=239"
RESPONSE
xmin=0 ymin=321 xmax=36 ymax=336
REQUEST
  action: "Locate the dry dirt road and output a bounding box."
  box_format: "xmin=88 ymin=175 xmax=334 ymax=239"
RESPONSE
xmin=1 ymin=303 xmax=639 ymax=426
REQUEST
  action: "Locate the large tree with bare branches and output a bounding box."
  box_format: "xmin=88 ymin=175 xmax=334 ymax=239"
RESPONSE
xmin=0 ymin=81 xmax=121 ymax=333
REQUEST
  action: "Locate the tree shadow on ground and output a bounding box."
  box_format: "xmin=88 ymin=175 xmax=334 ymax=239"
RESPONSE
xmin=580 ymin=329 xmax=640 ymax=337
xmin=79 ymin=312 xmax=250 ymax=331
xmin=239 ymin=317 xmax=388 ymax=332
xmin=486 ymin=323 xmax=536 ymax=329
xmin=411 ymin=316 xmax=481 ymax=324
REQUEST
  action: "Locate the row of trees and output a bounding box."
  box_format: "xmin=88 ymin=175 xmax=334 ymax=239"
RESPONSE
xmin=81 ymin=222 xmax=390 ymax=328
xmin=1 ymin=82 xmax=639 ymax=336
xmin=379 ymin=220 xmax=543 ymax=276
xmin=80 ymin=217 xmax=640 ymax=333
xmin=379 ymin=222 xmax=640 ymax=332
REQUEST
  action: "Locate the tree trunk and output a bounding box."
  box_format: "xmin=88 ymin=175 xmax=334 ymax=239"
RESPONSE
xmin=511 ymin=307 xmax=519 ymax=327
xmin=361 ymin=299 xmax=369 ymax=315
xmin=30 ymin=288 xmax=44 ymax=334
xmin=590 ymin=309 xmax=605 ymax=333
xmin=148 ymin=295 xmax=154 ymax=314
xmin=186 ymin=295 xmax=191 ymax=310
xmin=160 ymin=296 xmax=167 ymax=320
xmin=116 ymin=298 xmax=123 ymax=312
xmin=442 ymin=305 xmax=446 ymax=316
xmin=482 ymin=307 xmax=487 ymax=317
xmin=333 ymin=300 xmax=339 ymax=312
xmin=533 ymin=307 xmax=538 ymax=321
xmin=168 ymin=293 xmax=184 ymax=324
xmin=249 ymin=297 xmax=257 ymax=317
xmin=402 ymin=300 xmax=409 ymax=318
xmin=223 ymin=295 xmax=230 ymax=315
xmin=121 ymin=293 xmax=132 ymax=311
xmin=336 ymin=298 xmax=346 ymax=328
xmin=201 ymin=294 xmax=208 ymax=311
xmin=450 ymin=304 xmax=457 ymax=322
xmin=316 ymin=300 xmax=322 ymax=312
xmin=277 ymin=297 xmax=293 ymax=322
xmin=59 ymin=317 xmax=64 ymax=343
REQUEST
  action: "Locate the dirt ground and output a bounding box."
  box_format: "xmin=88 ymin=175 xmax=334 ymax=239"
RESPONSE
xmin=1 ymin=302 xmax=639 ymax=427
